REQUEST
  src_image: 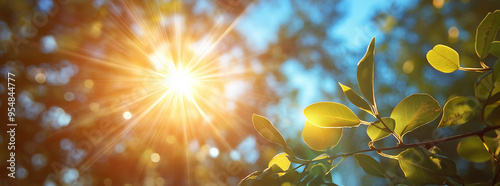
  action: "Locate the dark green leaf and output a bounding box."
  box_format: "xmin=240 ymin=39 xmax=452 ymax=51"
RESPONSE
xmin=488 ymin=106 xmax=500 ymax=126
xmin=304 ymin=102 xmax=360 ymax=128
xmin=367 ymin=117 xmax=395 ymax=141
xmin=252 ymin=114 xmax=295 ymax=157
xmin=491 ymin=41 xmax=500 ymax=57
xmin=476 ymin=10 xmax=500 ymax=59
xmin=391 ymin=93 xmax=442 ymax=136
xmin=353 ymin=154 xmax=386 ymax=178
xmin=475 ymin=72 xmax=494 ymax=101
xmin=438 ymin=96 xmax=479 ymax=128
xmin=339 ymin=82 xmax=373 ymax=115
xmin=278 ymin=170 xmax=300 ymax=185
xmin=397 ymin=147 xmax=457 ymax=185
xmin=357 ymin=37 xmax=376 ymax=106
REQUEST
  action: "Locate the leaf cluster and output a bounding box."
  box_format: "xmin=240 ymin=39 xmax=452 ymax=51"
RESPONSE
xmin=241 ymin=10 xmax=500 ymax=186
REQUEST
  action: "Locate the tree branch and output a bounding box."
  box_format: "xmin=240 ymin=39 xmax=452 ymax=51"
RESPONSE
xmin=325 ymin=125 xmax=500 ymax=161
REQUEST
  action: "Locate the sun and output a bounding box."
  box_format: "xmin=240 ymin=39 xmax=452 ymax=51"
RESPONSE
xmin=165 ymin=68 xmax=195 ymax=96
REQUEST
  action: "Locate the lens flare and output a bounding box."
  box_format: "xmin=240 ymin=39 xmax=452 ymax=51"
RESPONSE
xmin=165 ymin=68 xmax=194 ymax=96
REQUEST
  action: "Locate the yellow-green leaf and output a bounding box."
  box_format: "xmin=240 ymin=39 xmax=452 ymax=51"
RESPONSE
xmin=392 ymin=93 xmax=442 ymax=136
xmin=304 ymin=102 xmax=360 ymax=128
xmin=339 ymin=82 xmax=373 ymax=115
xmin=268 ymin=152 xmax=291 ymax=171
xmin=367 ymin=117 xmax=395 ymax=141
xmin=357 ymin=37 xmax=376 ymax=106
xmin=353 ymin=154 xmax=386 ymax=178
xmin=426 ymin=44 xmax=460 ymax=73
xmin=438 ymin=96 xmax=479 ymax=128
xmin=491 ymin=41 xmax=500 ymax=57
xmin=476 ymin=10 xmax=500 ymax=59
xmin=252 ymin=114 xmax=294 ymax=156
xmin=302 ymin=120 xmax=342 ymax=151
xmin=457 ymin=136 xmax=497 ymax=163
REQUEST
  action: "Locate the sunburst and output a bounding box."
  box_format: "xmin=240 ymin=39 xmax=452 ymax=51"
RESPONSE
xmin=50 ymin=0 xmax=255 ymax=184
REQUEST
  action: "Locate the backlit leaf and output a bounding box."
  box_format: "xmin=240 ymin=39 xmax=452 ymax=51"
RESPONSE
xmin=426 ymin=44 xmax=460 ymax=73
xmin=476 ymin=10 xmax=500 ymax=59
xmin=252 ymin=114 xmax=295 ymax=156
xmin=302 ymin=120 xmax=342 ymax=151
xmin=398 ymin=147 xmax=457 ymax=185
xmin=367 ymin=117 xmax=395 ymax=141
xmin=339 ymin=82 xmax=373 ymax=115
xmin=357 ymin=37 xmax=376 ymax=106
xmin=391 ymin=93 xmax=442 ymax=136
xmin=438 ymin=96 xmax=479 ymax=128
xmin=304 ymin=102 xmax=360 ymax=128
xmin=268 ymin=152 xmax=291 ymax=172
xmin=353 ymin=154 xmax=386 ymax=178
xmin=457 ymin=136 xmax=496 ymax=163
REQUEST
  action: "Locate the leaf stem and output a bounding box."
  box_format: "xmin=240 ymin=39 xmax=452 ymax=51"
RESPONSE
xmin=375 ymin=114 xmax=405 ymax=145
xmin=458 ymin=67 xmax=492 ymax=72
xmin=479 ymin=134 xmax=500 ymax=163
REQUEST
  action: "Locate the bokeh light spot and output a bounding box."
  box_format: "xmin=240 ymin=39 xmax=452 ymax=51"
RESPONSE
xmin=402 ymin=60 xmax=415 ymax=74
xmin=64 ymin=92 xmax=75 ymax=101
xmin=166 ymin=135 xmax=176 ymax=144
xmin=84 ymin=79 xmax=94 ymax=89
xmin=433 ymin=0 xmax=444 ymax=8
xmin=35 ymin=73 xmax=46 ymax=84
xmin=89 ymin=103 xmax=100 ymax=112
xmin=209 ymin=147 xmax=219 ymax=158
xmin=151 ymin=153 xmax=160 ymax=163
xmin=123 ymin=111 xmax=132 ymax=120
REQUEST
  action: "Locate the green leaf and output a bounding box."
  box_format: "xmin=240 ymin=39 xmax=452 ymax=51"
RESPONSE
xmin=357 ymin=37 xmax=376 ymax=106
xmin=353 ymin=154 xmax=386 ymax=178
xmin=475 ymin=72 xmax=494 ymax=101
xmin=304 ymin=102 xmax=360 ymax=128
xmin=438 ymin=96 xmax=479 ymax=128
xmin=268 ymin=152 xmax=291 ymax=172
xmin=367 ymin=117 xmax=395 ymax=141
xmin=397 ymin=147 xmax=457 ymax=185
xmin=339 ymin=83 xmax=373 ymax=115
xmin=326 ymin=156 xmax=347 ymax=175
xmin=488 ymin=106 xmax=500 ymax=126
xmin=239 ymin=171 xmax=264 ymax=186
xmin=307 ymin=159 xmax=332 ymax=177
xmin=426 ymin=44 xmax=460 ymax=73
xmin=278 ymin=170 xmax=299 ymax=185
xmin=495 ymin=59 xmax=500 ymax=83
xmin=476 ymin=10 xmax=500 ymax=59
xmin=252 ymin=114 xmax=295 ymax=157
xmin=302 ymin=120 xmax=343 ymax=151
xmin=457 ymin=136 xmax=497 ymax=163
xmin=391 ymin=93 xmax=442 ymax=136
xmin=491 ymin=41 xmax=500 ymax=57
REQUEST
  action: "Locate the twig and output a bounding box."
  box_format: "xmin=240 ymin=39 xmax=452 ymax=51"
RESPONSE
xmin=324 ymin=125 xmax=500 ymax=161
